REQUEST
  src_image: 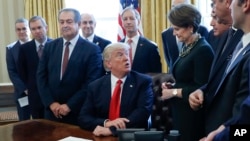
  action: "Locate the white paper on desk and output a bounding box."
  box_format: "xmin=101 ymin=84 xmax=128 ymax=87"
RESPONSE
xmin=18 ymin=96 xmax=29 ymax=107
xmin=58 ymin=136 xmax=92 ymax=141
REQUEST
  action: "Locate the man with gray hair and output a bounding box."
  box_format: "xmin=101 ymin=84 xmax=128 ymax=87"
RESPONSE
xmin=78 ymin=42 xmax=153 ymax=136
xmin=37 ymin=8 xmax=102 ymax=125
xmin=6 ymin=18 xmax=31 ymax=120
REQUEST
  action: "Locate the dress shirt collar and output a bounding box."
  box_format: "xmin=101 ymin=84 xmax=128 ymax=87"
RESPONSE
xmin=35 ymin=37 xmax=47 ymax=50
xmin=19 ymin=38 xmax=31 ymax=45
xmin=241 ymin=32 xmax=250 ymax=49
xmin=63 ymin=34 xmax=80 ymax=47
xmin=125 ymin=33 xmax=139 ymax=44
xmin=84 ymin=33 xmax=95 ymax=42
xmin=111 ymin=74 xmax=127 ymax=88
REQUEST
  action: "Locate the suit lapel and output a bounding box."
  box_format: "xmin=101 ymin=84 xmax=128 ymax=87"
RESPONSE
xmin=93 ymin=35 xmax=99 ymax=45
xmin=226 ymin=44 xmax=250 ymax=74
xmin=133 ymin=37 xmax=144 ymax=67
xmin=56 ymin=39 xmax=64 ymax=81
xmin=120 ymin=72 xmax=136 ymax=112
xmin=214 ymin=44 xmax=250 ymax=96
xmin=208 ymin=30 xmax=243 ymax=82
xmin=103 ymin=76 xmax=112 ymax=109
xmin=30 ymin=40 xmax=40 ymax=59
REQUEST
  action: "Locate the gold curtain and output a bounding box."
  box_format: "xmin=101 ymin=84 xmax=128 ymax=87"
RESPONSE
xmin=24 ymin=0 xmax=65 ymax=38
xmin=141 ymin=0 xmax=196 ymax=72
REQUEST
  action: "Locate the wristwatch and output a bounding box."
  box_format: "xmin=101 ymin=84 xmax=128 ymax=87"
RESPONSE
xmin=172 ymin=89 xmax=178 ymax=96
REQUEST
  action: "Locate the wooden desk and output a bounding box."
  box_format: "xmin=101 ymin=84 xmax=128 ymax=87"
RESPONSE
xmin=0 ymin=119 xmax=118 ymax=141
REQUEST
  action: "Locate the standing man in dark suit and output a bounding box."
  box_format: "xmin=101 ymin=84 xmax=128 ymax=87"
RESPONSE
xmin=161 ymin=0 xmax=209 ymax=71
xmin=81 ymin=13 xmax=112 ymax=75
xmin=80 ymin=13 xmax=111 ymax=52
xmin=120 ymin=6 xmax=162 ymax=74
xmin=78 ymin=42 xmax=153 ymax=136
xmin=199 ymin=1 xmax=250 ymax=140
xmin=189 ymin=0 xmax=248 ymax=137
xmin=6 ymin=18 xmax=31 ymax=121
xmin=37 ymin=8 xmax=103 ymax=125
xmin=18 ymin=16 xmax=52 ymax=119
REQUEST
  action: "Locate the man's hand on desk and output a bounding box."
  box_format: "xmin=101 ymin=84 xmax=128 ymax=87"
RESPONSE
xmin=93 ymin=125 xmax=112 ymax=136
xmin=104 ymin=118 xmax=130 ymax=129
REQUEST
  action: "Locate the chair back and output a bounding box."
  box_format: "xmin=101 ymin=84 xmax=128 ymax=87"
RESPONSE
xmin=134 ymin=131 xmax=165 ymax=141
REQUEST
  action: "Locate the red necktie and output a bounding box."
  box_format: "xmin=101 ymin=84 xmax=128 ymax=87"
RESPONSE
xmin=37 ymin=44 xmax=43 ymax=59
xmin=109 ymin=79 xmax=123 ymax=120
xmin=127 ymin=39 xmax=133 ymax=64
xmin=62 ymin=42 xmax=70 ymax=76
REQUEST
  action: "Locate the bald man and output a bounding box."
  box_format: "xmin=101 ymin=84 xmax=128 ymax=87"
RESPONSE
xmin=80 ymin=13 xmax=111 ymax=53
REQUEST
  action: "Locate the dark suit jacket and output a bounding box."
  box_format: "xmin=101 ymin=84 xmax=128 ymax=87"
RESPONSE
xmin=200 ymin=29 xmax=243 ymax=134
xmin=78 ymin=71 xmax=154 ymax=133
xmin=93 ymin=35 xmax=111 ymax=53
xmin=162 ymin=25 xmax=208 ymax=71
xmin=202 ymin=29 xmax=243 ymax=103
xmin=18 ymin=38 xmax=52 ymax=118
xmin=171 ymin=37 xmax=214 ymax=141
xmin=6 ymin=40 xmax=31 ymax=120
xmin=204 ymin=42 xmax=250 ymax=134
xmin=214 ymin=82 xmax=250 ymax=141
xmin=37 ymin=36 xmax=103 ymax=125
xmin=120 ymin=36 xmax=162 ymax=73
xmin=6 ymin=41 xmax=26 ymax=100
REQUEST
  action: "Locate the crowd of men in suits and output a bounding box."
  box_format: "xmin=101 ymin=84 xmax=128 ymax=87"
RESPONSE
xmin=6 ymin=6 xmax=161 ymax=137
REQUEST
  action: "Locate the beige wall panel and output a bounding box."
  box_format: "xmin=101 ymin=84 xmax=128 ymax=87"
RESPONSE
xmin=0 ymin=0 xmax=25 ymax=84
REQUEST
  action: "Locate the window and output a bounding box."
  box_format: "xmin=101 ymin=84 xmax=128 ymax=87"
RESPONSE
xmin=65 ymin=0 xmax=119 ymax=42
xmin=196 ymin=0 xmax=212 ymax=31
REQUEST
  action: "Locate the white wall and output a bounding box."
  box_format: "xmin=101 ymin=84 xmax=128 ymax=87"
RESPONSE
xmin=0 ymin=0 xmax=25 ymax=84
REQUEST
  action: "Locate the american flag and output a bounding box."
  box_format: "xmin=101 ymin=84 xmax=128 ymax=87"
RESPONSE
xmin=118 ymin=0 xmax=143 ymax=41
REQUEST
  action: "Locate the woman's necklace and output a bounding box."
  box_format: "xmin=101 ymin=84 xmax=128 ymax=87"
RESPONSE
xmin=179 ymin=34 xmax=201 ymax=57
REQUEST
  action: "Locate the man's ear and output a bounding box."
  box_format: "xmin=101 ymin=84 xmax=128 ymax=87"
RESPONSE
xmin=226 ymin=0 xmax=231 ymax=9
xmin=105 ymin=60 xmax=112 ymax=70
xmin=243 ymin=0 xmax=250 ymax=12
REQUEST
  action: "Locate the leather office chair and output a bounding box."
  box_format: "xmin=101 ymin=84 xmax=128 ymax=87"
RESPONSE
xmin=147 ymin=73 xmax=175 ymax=133
xmin=134 ymin=131 xmax=165 ymax=141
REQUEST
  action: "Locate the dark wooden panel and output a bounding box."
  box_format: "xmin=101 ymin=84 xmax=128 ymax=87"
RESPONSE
xmin=0 ymin=85 xmax=16 ymax=107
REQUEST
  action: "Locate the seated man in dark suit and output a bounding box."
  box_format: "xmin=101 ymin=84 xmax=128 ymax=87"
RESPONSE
xmin=162 ymin=0 xmax=208 ymax=71
xmin=78 ymin=42 xmax=154 ymax=136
